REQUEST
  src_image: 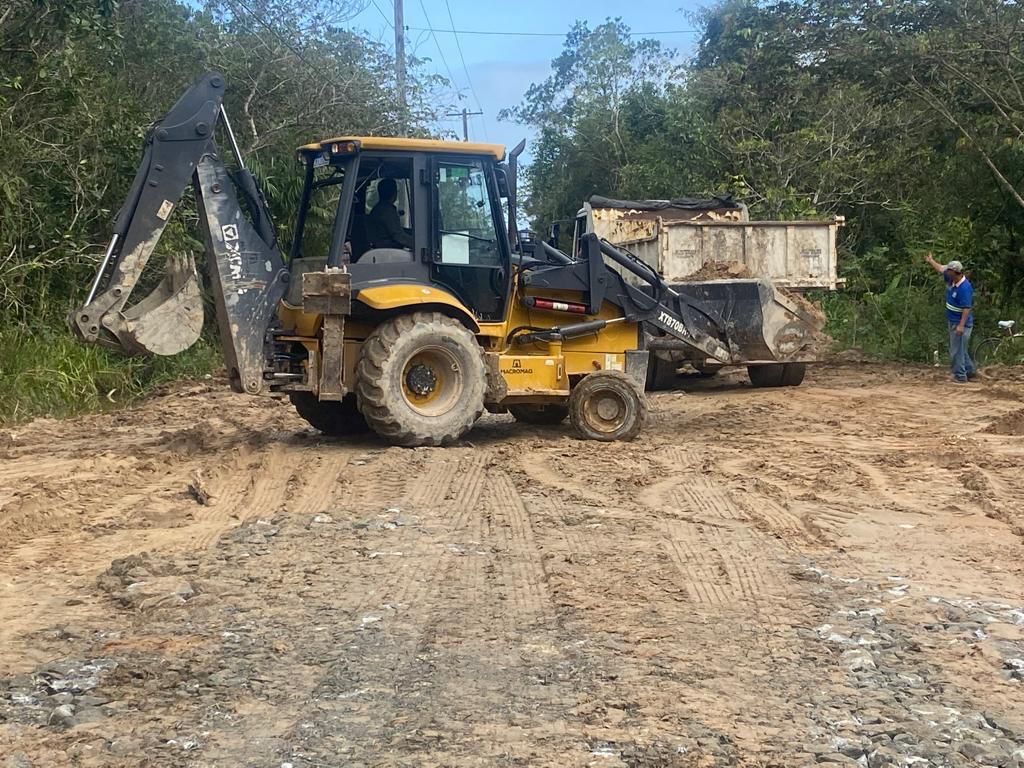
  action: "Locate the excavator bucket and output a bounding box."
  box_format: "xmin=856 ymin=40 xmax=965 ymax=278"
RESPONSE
xmin=119 ymin=252 xmax=204 ymax=356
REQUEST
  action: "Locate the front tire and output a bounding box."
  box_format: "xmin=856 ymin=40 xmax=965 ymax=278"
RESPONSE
xmin=356 ymin=312 xmax=486 ymax=447
xmin=569 ymin=371 xmax=648 ymax=442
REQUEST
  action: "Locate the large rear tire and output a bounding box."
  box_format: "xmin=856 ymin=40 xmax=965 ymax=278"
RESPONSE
xmin=508 ymin=404 xmax=569 ymax=425
xmin=290 ymin=392 xmax=368 ymax=435
xmin=569 ymin=371 xmax=648 ymax=442
xmin=355 ymin=312 xmax=486 ymax=447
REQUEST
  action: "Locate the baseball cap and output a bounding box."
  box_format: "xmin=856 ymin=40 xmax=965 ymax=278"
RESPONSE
xmin=946 ymin=260 xmax=964 ymax=273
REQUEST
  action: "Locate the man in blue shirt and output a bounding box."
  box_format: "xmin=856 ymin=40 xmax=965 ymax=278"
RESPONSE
xmin=926 ymin=252 xmax=976 ymax=382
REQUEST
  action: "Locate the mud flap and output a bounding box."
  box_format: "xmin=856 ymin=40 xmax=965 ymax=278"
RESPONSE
xmin=625 ymin=349 xmax=650 ymax=389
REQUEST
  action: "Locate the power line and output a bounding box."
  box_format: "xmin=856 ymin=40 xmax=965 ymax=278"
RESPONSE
xmin=441 ymin=0 xmax=488 ymax=141
xmin=405 ymin=27 xmax=700 ymax=37
xmin=414 ymin=0 xmax=460 ymax=99
xmin=368 ymin=0 xmax=394 ymax=29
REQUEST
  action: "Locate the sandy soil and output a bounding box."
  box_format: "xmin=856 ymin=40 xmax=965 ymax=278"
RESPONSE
xmin=1 ymin=364 xmax=1023 ymax=767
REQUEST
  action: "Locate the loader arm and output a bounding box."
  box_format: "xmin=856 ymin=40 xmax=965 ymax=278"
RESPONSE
xmin=519 ymin=234 xmax=736 ymax=363
xmin=69 ymin=71 xmax=289 ymax=395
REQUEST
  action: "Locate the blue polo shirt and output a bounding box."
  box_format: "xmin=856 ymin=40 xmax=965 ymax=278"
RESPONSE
xmin=944 ymin=271 xmax=974 ymax=327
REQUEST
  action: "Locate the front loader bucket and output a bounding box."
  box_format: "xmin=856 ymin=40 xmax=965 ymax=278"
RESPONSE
xmin=671 ymin=279 xmax=827 ymax=362
xmin=120 ymin=252 xmax=204 ymax=356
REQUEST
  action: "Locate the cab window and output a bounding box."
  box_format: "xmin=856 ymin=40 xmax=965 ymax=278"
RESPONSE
xmin=436 ymin=160 xmax=500 ymax=266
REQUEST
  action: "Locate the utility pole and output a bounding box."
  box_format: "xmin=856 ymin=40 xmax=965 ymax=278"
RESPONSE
xmin=445 ymin=107 xmax=484 ymax=141
xmin=394 ymin=0 xmax=407 ymax=135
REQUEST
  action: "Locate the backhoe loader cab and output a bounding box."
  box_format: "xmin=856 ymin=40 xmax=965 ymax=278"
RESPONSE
xmin=71 ymin=72 xmax=755 ymax=446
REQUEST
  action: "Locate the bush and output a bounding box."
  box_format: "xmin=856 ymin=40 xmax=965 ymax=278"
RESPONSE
xmin=0 ymin=327 xmax=219 ymax=425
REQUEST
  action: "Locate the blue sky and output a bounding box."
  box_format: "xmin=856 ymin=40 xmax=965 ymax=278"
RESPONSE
xmin=344 ymin=0 xmax=708 ymax=156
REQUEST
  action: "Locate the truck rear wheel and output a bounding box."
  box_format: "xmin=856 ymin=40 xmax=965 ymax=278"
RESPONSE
xmin=356 ymin=312 xmax=486 ymax=447
xmin=780 ymin=363 xmax=806 ymax=386
xmin=748 ymin=364 xmax=783 ymax=388
xmin=569 ymin=371 xmax=648 ymax=442
xmin=290 ymin=392 xmax=369 ymax=435
xmin=748 ymin=363 xmax=806 ymax=388
xmin=646 ymin=354 xmax=678 ymax=391
xmin=508 ymin=404 xmax=569 ymax=425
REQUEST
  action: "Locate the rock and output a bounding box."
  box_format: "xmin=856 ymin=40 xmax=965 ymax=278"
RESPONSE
xmin=984 ymin=713 xmax=1020 ymax=739
xmin=108 ymin=737 xmax=143 ymax=756
xmin=47 ymin=703 xmax=76 ymax=728
xmin=867 ymin=746 xmax=900 ymax=767
xmin=957 ymin=742 xmax=1001 ymax=765
xmin=838 ymin=741 xmax=867 ymax=759
xmin=5 ymin=753 xmax=33 ymax=768
xmin=817 ymin=753 xmax=859 ymax=765
xmin=312 ymin=514 xmax=334 ymax=524
xmin=123 ymin=576 xmax=195 ymax=610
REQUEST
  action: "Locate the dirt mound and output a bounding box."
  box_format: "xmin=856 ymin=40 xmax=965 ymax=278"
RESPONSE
xmin=983 ymin=407 xmax=1024 ymax=435
xmin=681 ymin=260 xmax=828 ymax=325
xmin=681 ymin=260 xmax=753 ymax=281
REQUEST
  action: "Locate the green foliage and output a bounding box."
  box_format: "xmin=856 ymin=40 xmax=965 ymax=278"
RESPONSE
xmin=506 ymin=3 xmax=1024 ymax=357
xmin=0 ymin=329 xmax=220 ymax=424
xmin=0 ymin=0 xmax=450 ymax=422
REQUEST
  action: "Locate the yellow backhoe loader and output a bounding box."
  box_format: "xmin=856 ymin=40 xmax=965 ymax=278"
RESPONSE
xmin=70 ymin=72 xmax=752 ymax=446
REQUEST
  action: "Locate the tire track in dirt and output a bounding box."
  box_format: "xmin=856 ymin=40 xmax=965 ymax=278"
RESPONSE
xmin=350 ymin=451 xmax=487 ymax=614
xmin=487 ymin=470 xmax=555 ymax=629
xmin=286 ymin=448 xmax=351 ymax=517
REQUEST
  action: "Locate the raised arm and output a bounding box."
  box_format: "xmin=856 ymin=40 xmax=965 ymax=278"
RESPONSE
xmin=924 ymin=251 xmax=946 ymax=275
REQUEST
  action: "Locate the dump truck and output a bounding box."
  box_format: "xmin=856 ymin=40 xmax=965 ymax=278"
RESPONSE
xmin=570 ymin=196 xmax=843 ymax=389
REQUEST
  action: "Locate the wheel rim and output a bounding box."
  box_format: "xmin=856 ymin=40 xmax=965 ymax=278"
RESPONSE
xmin=582 ymin=388 xmax=629 ymax=435
xmin=401 ymin=345 xmax=463 ymax=416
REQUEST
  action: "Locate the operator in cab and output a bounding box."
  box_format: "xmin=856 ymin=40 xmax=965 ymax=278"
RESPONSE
xmin=366 ymin=178 xmax=413 ymax=250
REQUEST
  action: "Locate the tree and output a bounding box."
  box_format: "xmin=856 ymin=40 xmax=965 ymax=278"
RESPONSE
xmin=500 ymin=19 xmax=676 ymax=241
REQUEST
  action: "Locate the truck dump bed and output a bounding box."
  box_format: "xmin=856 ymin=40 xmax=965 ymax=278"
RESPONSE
xmin=583 ymin=196 xmax=844 ymax=291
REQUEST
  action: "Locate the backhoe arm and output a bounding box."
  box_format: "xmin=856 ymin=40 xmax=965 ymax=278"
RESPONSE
xmin=70 ymin=71 xmax=289 ymax=395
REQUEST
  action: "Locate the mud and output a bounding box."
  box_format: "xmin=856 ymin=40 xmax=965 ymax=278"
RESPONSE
xmin=983 ymin=406 xmax=1024 ymax=435
xmin=1 ymin=365 xmax=1023 ymax=767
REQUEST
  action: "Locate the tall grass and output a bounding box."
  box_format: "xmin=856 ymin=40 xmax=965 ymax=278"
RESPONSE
xmin=0 ymin=326 xmax=219 ymax=425
xmin=820 ymin=276 xmax=1024 ymax=364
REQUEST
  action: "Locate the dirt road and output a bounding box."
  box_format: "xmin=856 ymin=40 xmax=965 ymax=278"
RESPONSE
xmin=1 ymin=364 xmax=1023 ymax=767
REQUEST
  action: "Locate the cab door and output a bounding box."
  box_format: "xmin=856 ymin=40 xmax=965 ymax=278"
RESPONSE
xmin=429 ymin=155 xmax=511 ymax=321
